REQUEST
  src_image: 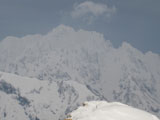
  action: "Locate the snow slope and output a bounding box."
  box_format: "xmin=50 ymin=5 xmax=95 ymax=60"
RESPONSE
xmin=70 ymin=101 xmax=159 ymax=120
xmin=0 ymin=25 xmax=160 ymax=118
xmin=0 ymin=72 xmax=99 ymax=120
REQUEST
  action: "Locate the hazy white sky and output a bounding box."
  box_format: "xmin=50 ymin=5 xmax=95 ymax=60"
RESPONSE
xmin=0 ymin=0 xmax=160 ymax=53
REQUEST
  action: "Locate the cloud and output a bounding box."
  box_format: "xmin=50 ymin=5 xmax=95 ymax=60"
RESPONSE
xmin=71 ymin=1 xmax=116 ymax=23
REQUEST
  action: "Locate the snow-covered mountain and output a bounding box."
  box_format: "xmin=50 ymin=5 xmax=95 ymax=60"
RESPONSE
xmin=0 ymin=71 xmax=99 ymax=120
xmin=0 ymin=25 xmax=160 ymax=119
xmin=69 ymin=101 xmax=159 ymax=120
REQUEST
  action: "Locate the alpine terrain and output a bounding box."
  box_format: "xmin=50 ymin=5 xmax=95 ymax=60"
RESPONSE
xmin=0 ymin=25 xmax=160 ymax=119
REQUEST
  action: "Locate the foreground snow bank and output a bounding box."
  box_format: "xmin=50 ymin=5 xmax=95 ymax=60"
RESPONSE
xmin=69 ymin=101 xmax=159 ymax=120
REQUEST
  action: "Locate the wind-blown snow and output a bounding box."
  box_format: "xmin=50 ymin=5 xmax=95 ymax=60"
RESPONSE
xmin=0 ymin=25 xmax=160 ymax=119
xmin=70 ymin=101 xmax=159 ymax=120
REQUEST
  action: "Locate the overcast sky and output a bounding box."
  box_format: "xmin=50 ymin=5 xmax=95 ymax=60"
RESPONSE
xmin=0 ymin=0 xmax=160 ymax=53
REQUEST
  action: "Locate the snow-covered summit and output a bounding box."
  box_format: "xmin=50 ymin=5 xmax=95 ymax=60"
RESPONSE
xmin=0 ymin=25 xmax=160 ymax=118
xmin=70 ymin=101 xmax=159 ymax=120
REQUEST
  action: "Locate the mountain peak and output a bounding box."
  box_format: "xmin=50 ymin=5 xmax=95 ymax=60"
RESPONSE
xmin=51 ymin=24 xmax=75 ymax=33
xmin=0 ymin=25 xmax=160 ymax=119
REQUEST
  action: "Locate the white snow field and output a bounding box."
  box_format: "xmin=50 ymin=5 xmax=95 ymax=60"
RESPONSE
xmin=70 ymin=101 xmax=159 ymax=120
